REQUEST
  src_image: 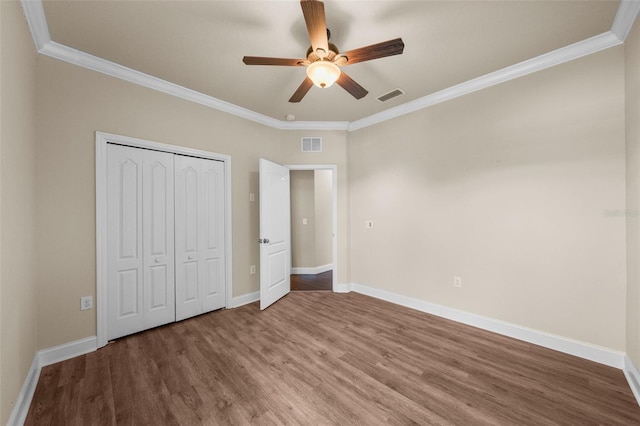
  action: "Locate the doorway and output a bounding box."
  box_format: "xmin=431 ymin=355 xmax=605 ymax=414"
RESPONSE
xmin=288 ymin=166 xmax=336 ymax=292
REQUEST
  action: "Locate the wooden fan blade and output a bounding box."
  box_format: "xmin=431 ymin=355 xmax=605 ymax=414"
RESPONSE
xmin=243 ymin=56 xmax=306 ymax=66
xmin=336 ymin=71 xmax=368 ymax=100
xmin=289 ymin=77 xmax=314 ymax=103
xmin=340 ymin=38 xmax=405 ymax=65
xmin=300 ymin=0 xmax=329 ymax=58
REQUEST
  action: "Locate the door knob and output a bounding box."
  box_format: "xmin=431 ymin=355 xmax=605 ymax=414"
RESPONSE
xmin=154 ymin=258 xmax=160 ymax=263
xmin=188 ymin=255 xmax=194 ymax=260
xmin=259 ymin=238 xmax=270 ymax=244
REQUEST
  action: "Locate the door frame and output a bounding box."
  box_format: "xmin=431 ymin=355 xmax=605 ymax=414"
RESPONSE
xmin=95 ymin=131 xmax=233 ymax=348
xmin=287 ymin=164 xmax=338 ymax=291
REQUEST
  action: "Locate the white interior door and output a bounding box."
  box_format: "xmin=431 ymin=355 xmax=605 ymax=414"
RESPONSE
xmin=107 ymin=145 xmax=176 ymax=339
xmin=175 ymin=155 xmax=226 ymax=320
xmin=259 ymin=158 xmax=291 ymax=310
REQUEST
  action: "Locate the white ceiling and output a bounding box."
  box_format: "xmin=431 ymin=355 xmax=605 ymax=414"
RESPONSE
xmin=34 ymin=1 xmax=625 ymax=125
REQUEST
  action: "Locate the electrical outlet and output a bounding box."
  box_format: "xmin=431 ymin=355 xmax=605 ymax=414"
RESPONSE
xmin=80 ymin=296 xmax=93 ymax=311
xmin=249 ymin=193 xmax=255 ymax=202
xmin=250 ymin=265 xmax=256 ymax=275
xmin=454 ymin=276 xmax=462 ymax=288
xmin=366 ymin=220 xmax=374 ymax=228
xmin=303 ymin=218 xmax=308 ymax=225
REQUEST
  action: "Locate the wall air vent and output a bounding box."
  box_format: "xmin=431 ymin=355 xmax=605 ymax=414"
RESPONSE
xmin=301 ymin=137 xmax=322 ymax=153
xmin=377 ymin=88 xmax=405 ymax=103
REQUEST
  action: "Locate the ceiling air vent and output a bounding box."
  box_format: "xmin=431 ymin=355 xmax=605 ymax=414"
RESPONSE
xmin=301 ymin=137 xmax=322 ymax=153
xmin=377 ymin=88 xmax=404 ymax=103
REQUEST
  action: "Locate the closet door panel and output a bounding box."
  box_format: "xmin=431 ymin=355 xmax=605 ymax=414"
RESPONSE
xmin=107 ymin=145 xmax=144 ymax=340
xmin=202 ymin=160 xmax=226 ymax=312
xmin=175 ymin=156 xmax=204 ymax=321
xmin=142 ymin=150 xmax=175 ymax=329
xmin=175 ymin=155 xmax=226 ymax=320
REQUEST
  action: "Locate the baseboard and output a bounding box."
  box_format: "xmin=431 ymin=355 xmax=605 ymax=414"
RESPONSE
xmin=7 ymin=336 xmax=98 ymax=426
xmin=350 ymin=283 xmax=625 ymax=369
xmin=37 ymin=336 xmax=97 ymax=367
xmin=6 ymin=357 xmax=40 ymax=426
xmin=333 ymin=282 xmax=352 ymax=293
xmin=291 ymin=264 xmax=333 ymax=275
xmin=231 ymin=291 xmax=259 ymax=308
xmin=624 ymin=356 xmax=640 ymax=406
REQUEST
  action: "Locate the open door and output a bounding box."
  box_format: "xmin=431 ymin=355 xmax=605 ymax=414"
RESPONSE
xmin=259 ymin=159 xmax=291 ymax=310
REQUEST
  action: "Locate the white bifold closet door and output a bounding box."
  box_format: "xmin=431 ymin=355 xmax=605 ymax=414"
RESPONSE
xmin=107 ymin=144 xmax=226 ymax=341
xmin=107 ymin=144 xmax=176 ymax=340
xmin=174 ymin=155 xmax=226 ymax=321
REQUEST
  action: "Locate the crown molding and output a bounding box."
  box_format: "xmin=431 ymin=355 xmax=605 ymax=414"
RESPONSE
xmin=276 ymin=120 xmax=349 ymax=131
xmin=348 ymin=31 xmax=621 ymax=131
xmin=612 ymin=0 xmax=640 ymax=42
xmin=21 ymin=0 xmax=50 ymax=50
xmin=20 ymin=0 xmax=636 ymax=133
xmin=38 ymin=40 xmax=287 ymax=129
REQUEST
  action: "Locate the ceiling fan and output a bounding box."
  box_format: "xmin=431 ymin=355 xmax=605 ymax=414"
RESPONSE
xmin=242 ymin=0 xmax=405 ymax=103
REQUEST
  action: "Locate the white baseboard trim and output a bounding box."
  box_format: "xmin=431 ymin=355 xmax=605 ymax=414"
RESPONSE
xmin=7 ymin=336 xmax=98 ymax=426
xmin=6 ymin=357 xmax=40 ymax=426
xmin=624 ymin=356 xmax=640 ymax=406
xmin=350 ymin=283 xmax=625 ymax=369
xmin=291 ymin=264 xmax=333 ymax=275
xmin=333 ymin=282 xmax=352 ymax=293
xmin=37 ymin=336 xmax=97 ymax=367
xmin=231 ymin=291 xmax=259 ymax=308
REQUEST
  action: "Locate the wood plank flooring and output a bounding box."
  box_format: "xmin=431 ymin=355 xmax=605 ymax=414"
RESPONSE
xmin=290 ymin=270 xmax=332 ymax=291
xmin=25 ymin=292 xmax=640 ymax=425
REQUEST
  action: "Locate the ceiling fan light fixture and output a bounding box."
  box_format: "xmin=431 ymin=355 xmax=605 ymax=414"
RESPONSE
xmin=306 ymin=61 xmax=341 ymax=88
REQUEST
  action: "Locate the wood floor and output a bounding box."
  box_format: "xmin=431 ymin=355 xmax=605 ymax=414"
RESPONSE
xmin=26 ymin=292 xmax=640 ymax=425
xmin=290 ymin=270 xmax=332 ymax=291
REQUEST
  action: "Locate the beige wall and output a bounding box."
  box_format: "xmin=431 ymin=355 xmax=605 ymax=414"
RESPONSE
xmin=314 ymin=170 xmax=333 ymax=267
xmin=349 ymin=47 xmax=626 ymax=350
xmin=0 ymin=1 xmax=38 ymax=423
xmin=291 ymin=170 xmax=316 ymax=267
xmin=626 ymin=18 xmax=640 ymax=367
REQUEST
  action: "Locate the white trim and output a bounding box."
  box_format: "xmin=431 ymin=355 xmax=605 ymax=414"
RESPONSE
xmin=348 ymin=31 xmax=621 ymax=131
xmin=291 ymin=264 xmax=333 ymax=275
xmin=333 ymin=283 xmax=352 ymax=293
xmin=287 ymin=165 xmax=339 ymax=293
xmin=37 ymin=336 xmax=97 ymax=367
xmin=611 ymin=0 xmax=640 ymax=42
xmin=350 ymin=282 xmax=625 ymax=369
xmin=20 ymin=0 xmax=50 ymax=51
xmin=624 ymin=355 xmax=640 ymax=406
xmin=278 ymin=121 xmax=349 ymax=131
xmin=6 ymin=357 xmax=39 ymax=426
xmin=19 ymin=0 xmax=631 ymax=133
xmin=95 ymin=131 xmax=233 ymax=348
xmin=231 ymin=291 xmax=260 ymax=308
xmin=7 ymin=337 xmax=97 ymax=426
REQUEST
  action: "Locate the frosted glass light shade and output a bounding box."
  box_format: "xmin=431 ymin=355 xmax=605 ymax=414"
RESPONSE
xmin=306 ymin=61 xmax=341 ymax=88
